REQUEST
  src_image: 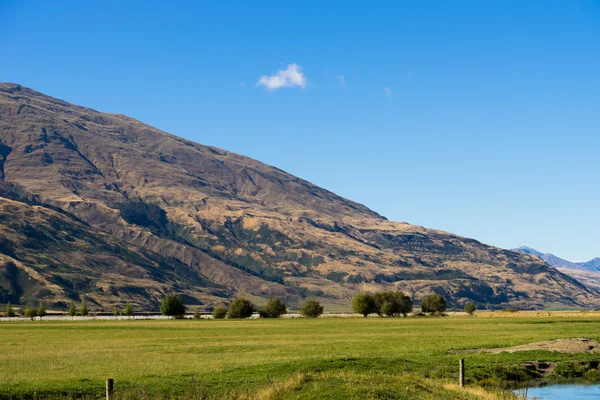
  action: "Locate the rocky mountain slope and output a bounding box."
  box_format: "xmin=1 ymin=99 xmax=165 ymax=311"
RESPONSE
xmin=0 ymin=83 xmax=597 ymax=310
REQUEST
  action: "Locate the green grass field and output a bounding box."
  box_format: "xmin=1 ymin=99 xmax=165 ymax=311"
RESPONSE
xmin=2 ymin=314 xmax=600 ymax=399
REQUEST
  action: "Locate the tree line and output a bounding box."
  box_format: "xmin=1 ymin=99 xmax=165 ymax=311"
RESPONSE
xmin=3 ymin=294 xmax=477 ymax=320
xmin=160 ymin=294 xmax=324 ymax=319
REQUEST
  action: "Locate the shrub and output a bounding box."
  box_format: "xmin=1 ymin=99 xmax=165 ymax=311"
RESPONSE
xmin=228 ymin=298 xmax=256 ymax=319
xmin=300 ymin=300 xmax=323 ymax=318
xmin=80 ymin=299 xmax=89 ymax=316
xmin=373 ymin=291 xmax=413 ymax=317
xmin=464 ymin=302 xmax=476 ymax=315
xmin=24 ymin=306 xmax=37 ymax=320
xmin=259 ymin=298 xmax=287 ymax=318
xmin=212 ymin=306 xmax=227 ymax=319
xmin=421 ymin=294 xmax=447 ymax=314
xmin=555 ymin=362 xmax=588 ymax=378
xmin=5 ymin=302 xmax=15 ymax=318
xmin=68 ymin=301 xmax=77 ymax=318
xmin=124 ymin=302 xmax=134 ymax=317
xmin=113 ymin=307 xmax=121 ymax=316
xmin=37 ymin=300 xmax=47 ymax=320
xmin=352 ymin=293 xmax=376 ymax=317
xmin=160 ymin=294 xmax=186 ymax=317
xmin=193 ymin=310 xmax=201 ymax=320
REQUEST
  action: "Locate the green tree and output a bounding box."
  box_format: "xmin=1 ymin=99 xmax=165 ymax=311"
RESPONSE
xmin=68 ymin=301 xmax=77 ymax=318
xmin=124 ymin=302 xmax=134 ymax=317
xmin=380 ymin=301 xmax=396 ymax=317
xmin=352 ymin=293 xmax=376 ymax=317
xmin=193 ymin=310 xmax=201 ymax=320
xmin=398 ymin=293 xmax=413 ymax=317
xmin=80 ymin=299 xmax=89 ymax=316
xmin=24 ymin=306 xmax=38 ymax=320
xmin=372 ymin=291 xmax=413 ymax=317
xmin=421 ymin=294 xmax=447 ymax=314
xmin=113 ymin=306 xmax=121 ymax=316
xmin=5 ymin=302 xmax=15 ymax=318
xmin=464 ymin=302 xmax=477 ymax=316
xmin=212 ymin=306 xmax=227 ymax=319
xmin=228 ymin=298 xmax=255 ymax=319
xmin=37 ymin=300 xmax=47 ymax=320
xmin=259 ymin=298 xmax=287 ymax=318
xmin=300 ymin=300 xmax=324 ymax=318
xmin=160 ymin=294 xmax=186 ymax=317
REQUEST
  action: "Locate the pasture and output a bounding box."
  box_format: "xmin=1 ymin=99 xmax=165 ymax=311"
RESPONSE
xmin=2 ymin=312 xmax=600 ymax=399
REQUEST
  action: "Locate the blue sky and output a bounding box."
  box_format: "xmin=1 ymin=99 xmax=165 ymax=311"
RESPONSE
xmin=2 ymin=1 xmax=599 ymax=261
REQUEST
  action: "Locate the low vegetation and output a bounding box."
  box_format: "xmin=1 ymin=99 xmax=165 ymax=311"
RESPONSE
xmin=213 ymin=306 xmax=227 ymax=319
xmin=37 ymin=300 xmax=47 ymax=319
xmin=2 ymin=314 xmax=598 ymax=398
xmin=5 ymin=301 xmax=15 ymax=318
xmin=228 ymin=298 xmax=256 ymax=319
xmin=259 ymin=298 xmax=287 ymax=318
xmin=124 ymin=302 xmax=134 ymax=317
xmin=352 ymin=291 xmax=413 ymax=317
xmin=421 ymin=294 xmax=447 ymax=314
xmin=300 ymin=299 xmax=324 ymax=318
xmin=465 ymin=302 xmax=477 ymax=315
xmin=159 ymin=294 xmax=186 ymax=317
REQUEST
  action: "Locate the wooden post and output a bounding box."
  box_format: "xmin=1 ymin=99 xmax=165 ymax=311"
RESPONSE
xmin=106 ymin=378 xmax=114 ymax=400
xmin=459 ymin=359 xmax=465 ymax=388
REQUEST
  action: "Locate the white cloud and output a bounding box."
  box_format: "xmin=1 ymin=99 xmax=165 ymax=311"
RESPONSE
xmin=256 ymin=64 xmax=307 ymax=91
xmin=336 ymin=74 xmax=347 ymax=88
xmin=384 ymin=87 xmax=393 ymax=96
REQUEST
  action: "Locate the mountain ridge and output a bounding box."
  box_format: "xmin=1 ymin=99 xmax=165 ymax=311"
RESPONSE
xmin=513 ymin=246 xmax=600 ymax=272
xmin=0 ymin=83 xmax=598 ymax=310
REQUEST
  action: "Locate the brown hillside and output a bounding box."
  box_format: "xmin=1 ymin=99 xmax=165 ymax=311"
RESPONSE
xmin=0 ymin=83 xmax=597 ymax=310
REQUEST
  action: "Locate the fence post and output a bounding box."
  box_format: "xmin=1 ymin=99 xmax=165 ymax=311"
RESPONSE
xmin=106 ymin=378 xmax=114 ymax=400
xmin=459 ymin=359 xmax=465 ymax=388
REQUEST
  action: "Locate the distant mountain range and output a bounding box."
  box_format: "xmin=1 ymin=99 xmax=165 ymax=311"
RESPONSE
xmin=513 ymin=246 xmax=600 ymax=272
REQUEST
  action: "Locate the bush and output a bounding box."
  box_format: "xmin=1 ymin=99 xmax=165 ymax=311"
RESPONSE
xmin=160 ymin=294 xmax=186 ymax=317
xmin=124 ymin=302 xmax=134 ymax=317
xmin=421 ymin=294 xmax=446 ymax=314
xmin=464 ymin=302 xmax=476 ymax=315
xmin=212 ymin=306 xmax=227 ymax=319
xmin=68 ymin=301 xmax=77 ymax=318
xmin=37 ymin=300 xmax=47 ymax=319
xmin=228 ymin=298 xmax=256 ymax=319
xmin=80 ymin=299 xmax=89 ymax=316
xmin=555 ymin=362 xmax=588 ymax=378
xmin=259 ymin=298 xmax=287 ymax=318
xmin=373 ymin=291 xmax=413 ymax=317
xmin=352 ymin=293 xmax=376 ymax=317
xmin=193 ymin=310 xmax=201 ymax=320
xmin=24 ymin=306 xmax=37 ymax=320
xmin=5 ymin=302 xmax=15 ymax=318
xmin=113 ymin=307 xmax=121 ymax=316
xmin=300 ymin=300 xmax=323 ymax=318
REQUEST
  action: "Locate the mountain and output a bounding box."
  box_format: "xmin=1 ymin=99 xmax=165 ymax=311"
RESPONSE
xmin=513 ymin=247 xmax=600 ymax=272
xmin=0 ymin=83 xmax=597 ymax=310
xmin=579 ymin=258 xmax=600 ymax=272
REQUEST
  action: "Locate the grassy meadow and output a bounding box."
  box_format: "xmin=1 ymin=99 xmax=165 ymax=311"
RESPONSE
xmin=2 ymin=313 xmax=600 ymax=399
